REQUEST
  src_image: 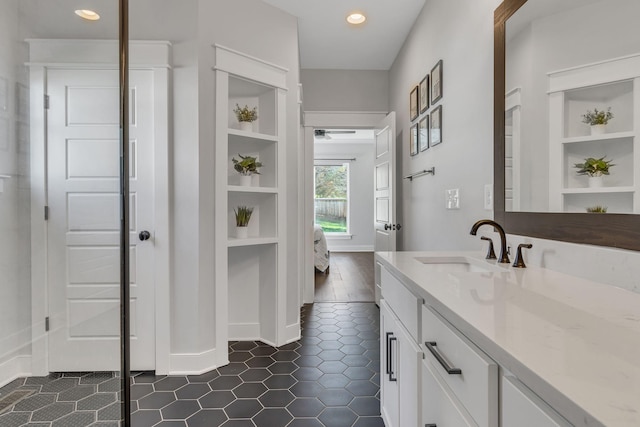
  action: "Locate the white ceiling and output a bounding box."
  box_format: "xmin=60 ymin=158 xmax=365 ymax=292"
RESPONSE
xmin=262 ymin=0 xmax=426 ymax=70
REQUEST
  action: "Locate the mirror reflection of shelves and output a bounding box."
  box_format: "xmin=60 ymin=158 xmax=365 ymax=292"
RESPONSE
xmin=549 ymin=54 xmax=640 ymax=214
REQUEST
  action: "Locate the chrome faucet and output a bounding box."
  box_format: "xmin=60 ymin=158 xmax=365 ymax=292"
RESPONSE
xmin=470 ymin=219 xmax=510 ymax=264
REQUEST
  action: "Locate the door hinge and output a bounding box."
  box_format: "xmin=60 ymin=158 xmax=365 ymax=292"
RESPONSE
xmin=45 ymin=317 xmax=50 ymax=332
xmin=44 ymin=94 xmax=50 ymax=110
xmin=44 ymin=206 xmax=49 ymax=220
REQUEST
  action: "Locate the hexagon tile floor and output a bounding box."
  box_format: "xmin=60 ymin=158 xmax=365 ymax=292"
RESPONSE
xmin=0 ymin=302 xmax=383 ymax=427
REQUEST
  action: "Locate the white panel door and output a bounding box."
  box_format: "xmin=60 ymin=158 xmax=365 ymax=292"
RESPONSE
xmin=47 ymin=69 xmax=155 ymax=371
xmin=374 ymin=112 xmax=397 ymax=252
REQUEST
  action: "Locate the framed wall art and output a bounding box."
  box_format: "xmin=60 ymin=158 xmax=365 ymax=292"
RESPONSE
xmin=418 ymin=116 xmax=429 ymax=151
xmin=430 ymin=105 xmax=442 ymax=146
xmin=409 ymin=85 xmax=419 ymax=121
xmin=410 ymin=123 xmax=418 ymax=156
xmin=430 ymin=60 xmax=443 ymax=104
xmin=419 ymin=75 xmax=429 ymax=113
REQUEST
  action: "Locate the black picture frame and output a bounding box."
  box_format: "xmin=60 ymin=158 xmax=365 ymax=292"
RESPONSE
xmin=409 ymin=85 xmax=419 ymax=121
xmin=430 ymin=105 xmax=442 ymax=146
xmin=410 ymin=123 xmax=418 ymax=156
xmin=419 ymin=75 xmax=429 ymax=113
xmin=419 ymin=115 xmax=429 ymax=151
xmin=430 ymin=60 xmax=443 ymax=104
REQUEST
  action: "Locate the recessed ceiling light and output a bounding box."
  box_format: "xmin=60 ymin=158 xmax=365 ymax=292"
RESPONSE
xmin=346 ymin=12 xmax=366 ymax=25
xmin=75 ymin=9 xmax=100 ymax=21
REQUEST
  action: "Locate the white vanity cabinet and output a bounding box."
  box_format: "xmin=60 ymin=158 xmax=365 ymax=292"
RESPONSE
xmin=502 ymin=375 xmax=572 ymax=427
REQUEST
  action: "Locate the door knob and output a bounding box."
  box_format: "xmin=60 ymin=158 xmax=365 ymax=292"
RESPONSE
xmin=384 ymin=224 xmax=391 ymax=230
xmin=139 ymin=230 xmax=151 ymax=241
xmin=395 ymin=224 xmax=402 ymax=230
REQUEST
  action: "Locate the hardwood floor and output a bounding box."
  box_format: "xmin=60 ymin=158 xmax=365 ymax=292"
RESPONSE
xmin=315 ymin=252 xmax=376 ymax=302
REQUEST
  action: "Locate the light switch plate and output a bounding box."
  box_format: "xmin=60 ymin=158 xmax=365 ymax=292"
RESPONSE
xmin=446 ymin=189 xmax=460 ymax=209
xmin=484 ymin=184 xmax=493 ymax=210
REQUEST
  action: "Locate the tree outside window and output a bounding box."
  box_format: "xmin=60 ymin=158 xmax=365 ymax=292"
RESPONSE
xmin=314 ymin=164 xmax=349 ymax=233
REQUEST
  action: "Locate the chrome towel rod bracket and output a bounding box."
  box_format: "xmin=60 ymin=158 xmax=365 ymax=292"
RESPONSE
xmin=403 ymin=167 xmax=435 ymax=181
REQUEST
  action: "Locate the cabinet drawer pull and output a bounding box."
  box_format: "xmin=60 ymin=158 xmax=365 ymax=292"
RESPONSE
xmin=425 ymin=424 xmax=437 ymax=427
xmin=386 ymin=332 xmax=393 ymax=375
xmin=389 ymin=336 xmax=398 ymax=381
xmin=425 ymin=341 xmax=462 ymax=375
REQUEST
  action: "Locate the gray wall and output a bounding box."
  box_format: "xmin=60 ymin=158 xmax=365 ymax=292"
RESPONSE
xmin=301 ymin=69 xmax=389 ymax=112
xmin=389 ymin=0 xmax=500 ymax=251
xmin=315 ymin=142 xmax=375 ymax=251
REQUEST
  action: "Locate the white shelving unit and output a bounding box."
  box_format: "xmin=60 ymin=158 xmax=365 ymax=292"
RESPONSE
xmin=548 ymin=54 xmax=640 ymax=213
xmin=214 ymin=45 xmax=290 ymax=364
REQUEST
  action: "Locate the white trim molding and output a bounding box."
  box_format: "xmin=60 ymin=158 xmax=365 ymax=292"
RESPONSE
xmin=169 ymin=348 xmax=218 ymax=376
xmin=0 ymin=355 xmax=32 ymax=389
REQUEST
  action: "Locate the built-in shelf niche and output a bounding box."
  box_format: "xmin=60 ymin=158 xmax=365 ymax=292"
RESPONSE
xmin=228 ymin=76 xmax=277 ymax=136
xmin=228 ymin=192 xmax=277 ymax=240
xmin=228 ymin=132 xmax=277 ymax=187
xmin=564 ymin=192 xmax=634 ymax=214
xmin=563 ymin=137 xmax=634 ymax=189
xmin=563 ymin=80 xmax=634 ymax=138
xmin=228 ymin=244 xmax=277 ymax=343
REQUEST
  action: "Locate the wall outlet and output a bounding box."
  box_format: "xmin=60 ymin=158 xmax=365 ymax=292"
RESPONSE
xmin=446 ymin=189 xmax=460 ymax=209
xmin=484 ymin=184 xmax=493 ymax=210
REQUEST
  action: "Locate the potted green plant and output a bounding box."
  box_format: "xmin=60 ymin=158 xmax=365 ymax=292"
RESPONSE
xmin=585 ymin=205 xmax=607 ymax=213
xmin=574 ymin=156 xmax=614 ymax=188
xmin=232 ymin=154 xmax=262 ymax=186
xmin=233 ymin=104 xmax=258 ymax=132
xmin=582 ymin=107 xmax=613 ymax=135
xmin=234 ymin=206 xmax=254 ymax=238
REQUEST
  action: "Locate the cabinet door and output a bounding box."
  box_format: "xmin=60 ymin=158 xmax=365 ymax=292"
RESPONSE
xmin=380 ymin=300 xmax=399 ymax=427
xmin=396 ymin=316 xmax=421 ymax=427
xmin=502 ymin=375 xmax=571 ymax=427
xmin=422 ymin=360 xmax=476 ymax=427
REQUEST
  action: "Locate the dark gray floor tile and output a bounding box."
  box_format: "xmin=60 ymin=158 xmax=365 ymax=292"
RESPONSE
xmin=154 ymin=377 xmax=188 ymax=391
xmin=346 ymin=381 xmax=379 ymax=397
xmin=130 ymin=409 xmax=161 ymax=426
xmin=31 ymin=401 xmax=74 ymax=421
xmin=287 ymin=419 xmax=324 ymax=427
xmin=250 ymin=347 xmax=277 ymax=357
xmin=286 ymin=398 xmax=325 ymax=417
xmin=224 ymin=399 xmax=263 ymax=418
xmin=318 ymin=407 xmax=358 ymax=427
xmin=352 ymin=416 xmax=385 ymax=427
xmin=239 ymin=368 xmax=271 ymax=382
xmin=292 ymin=368 xmax=323 ymax=382
xmin=342 ymin=355 xmax=370 ymax=367
xmin=52 ymin=410 xmax=95 ymax=427
xmin=138 ymin=391 xmax=176 ymax=410
xmin=252 ymin=408 xmax=292 ymax=427
xmin=293 ymin=356 xmax=322 ymax=367
xmin=317 ymin=350 xmax=345 ymax=361
xmin=98 ymin=378 xmax=123 ymax=393
xmin=229 ymin=352 xmax=253 ymax=362
xmin=156 ymin=422 xmax=187 ymax=427
xmin=221 ymin=420 xmax=255 ymax=427
xmin=318 ymin=341 xmax=342 ymax=350
xmin=340 ymin=345 xmax=366 ymax=355
xmin=131 ymin=384 xmax=154 ymax=400
xmin=245 ymin=357 xmax=275 ymax=369
xmin=41 ymin=377 xmax=79 ymax=393
xmin=290 ymin=382 xmax=324 ymax=398
xmin=13 ymin=393 xmax=56 ymax=411
xmin=161 ymin=400 xmax=200 ymax=420
xmin=233 ymin=383 xmax=267 ymax=399
xmin=0 ymin=412 xmax=31 ymax=427
xmin=175 ymin=383 xmax=211 ymax=400
xmin=263 ymin=375 xmax=296 ymax=390
xmin=57 ymin=384 xmax=96 ymax=402
xmin=267 ymin=362 xmax=297 ymax=375
xmin=343 ymin=367 xmax=373 ymax=380
xmin=258 ymin=390 xmax=295 ymax=407
xmin=318 ymin=361 xmax=348 ymax=374
xmin=296 ymin=345 xmax=321 ymax=356
xmin=80 ymin=373 xmax=114 ymax=385
xmin=199 ymin=390 xmax=235 ymax=409
xmin=318 ymin=374 xmax=349 ymax=389
xmin=318 ymin=389 xmax=354 ymax=406
xmin=349 ymin=397 xmax=380 ymax=416
xmin=97 ymin=401 xmax=122 ymax=421
xmin=133 ymin=372 xmax=166 ymax=384
xmin=77 ymin=393 xmax=117 ymax=410
xmin=209 ymin=375 xmax=242 ymax=390
xmin=218 ymin=363 xmax=248 ymax=376
xmin=187 ymin=370 xmax=219 ymax=383
xmin=230 ymin=342 xmax=257 ymax=352
xmin=339 ymin=336 xmax=362 ymax=345
xmin=271 ymin=350 xmax=298 ymax=362
xmin=186 ymin=409 xmax=227 ymax=427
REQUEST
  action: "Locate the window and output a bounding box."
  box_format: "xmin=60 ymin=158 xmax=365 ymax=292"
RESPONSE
xmin=314 ymin=164 xmax=349 ymax=234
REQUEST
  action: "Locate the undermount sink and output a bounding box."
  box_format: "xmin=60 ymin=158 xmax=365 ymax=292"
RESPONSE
xmin=413 ymin=256 xmax=506 ymax=273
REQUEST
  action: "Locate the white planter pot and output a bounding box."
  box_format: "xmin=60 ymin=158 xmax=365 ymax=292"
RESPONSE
xmin=239 ymin=121 xmax=253 ymax=132
xmin=239 ymin=174 xmax=252 ymax=186
xmin=588 ymin=176 xmax=604 ymax=188
xmin=236 ymin=226 xmax=249 ymax=239
xmin=590 ymin=124 xmax=606 ymax=136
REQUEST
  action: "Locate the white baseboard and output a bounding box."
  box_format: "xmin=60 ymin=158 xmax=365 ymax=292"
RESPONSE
xmin=285 ymin=323 xmax=301 ymax=343
xmin=0 ymin=355 xmax=32 ymax=389
xmin=228 ymin=323 xmax=261 ymax=341
xmin=169 ymin=348 xmax=218 ymax=375
xmin=327 ymin=245 xmax=374 ymax=252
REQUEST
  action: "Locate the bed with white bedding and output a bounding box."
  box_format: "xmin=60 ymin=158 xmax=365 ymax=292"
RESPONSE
xmin=314 ymin=225 xmax=330 ymax=273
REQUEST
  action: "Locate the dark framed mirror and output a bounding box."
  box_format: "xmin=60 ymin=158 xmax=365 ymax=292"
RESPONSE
xmin=494 ymin=0 xmax=640 ymax=251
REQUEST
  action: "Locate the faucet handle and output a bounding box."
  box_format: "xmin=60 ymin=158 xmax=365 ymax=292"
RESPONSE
xmin=480 ymin=236 xmax=497 ymax=260
xmin=513 ymin=243 xmax=533 ymax=268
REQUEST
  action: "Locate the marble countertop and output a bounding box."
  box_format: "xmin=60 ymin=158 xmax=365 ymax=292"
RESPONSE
xmin=375 ymin=251 xmax=640 ymax=427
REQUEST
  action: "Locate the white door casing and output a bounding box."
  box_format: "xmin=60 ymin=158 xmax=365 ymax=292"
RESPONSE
xmin=46 ymin=68 xmax=155 ymax=371
xmin=374 ymin=112 xmax=397 ymax=252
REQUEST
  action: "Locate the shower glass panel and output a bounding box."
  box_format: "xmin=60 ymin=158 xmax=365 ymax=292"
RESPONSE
xmin=0 ymin=0 xmax=126 ymax=424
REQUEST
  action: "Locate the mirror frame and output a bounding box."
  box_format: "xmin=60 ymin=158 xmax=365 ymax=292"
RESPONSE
xmin=494 ymin=0 xmax=640 ymax=252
